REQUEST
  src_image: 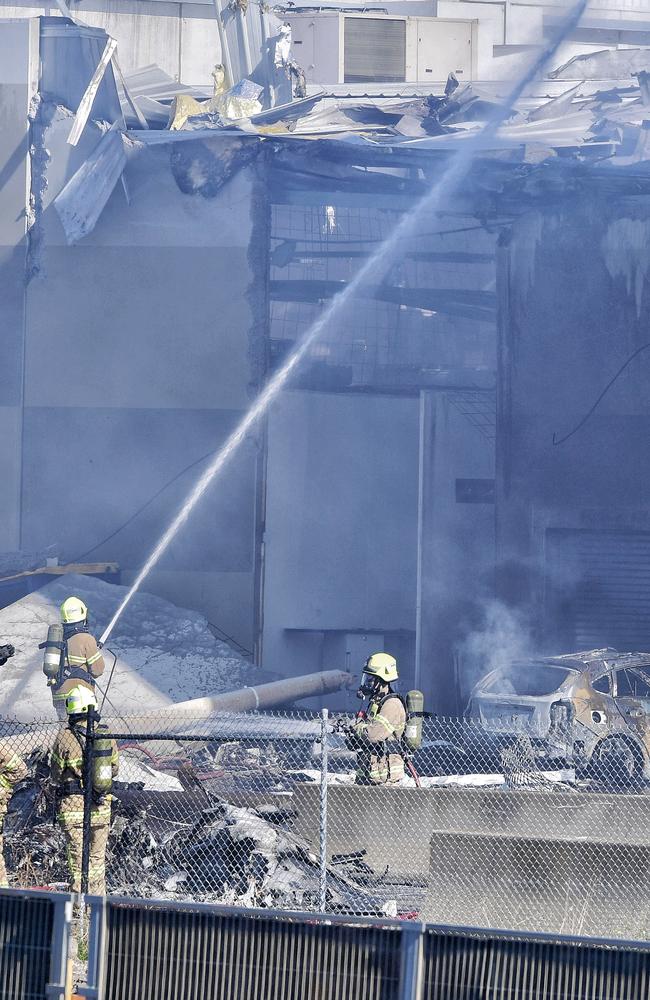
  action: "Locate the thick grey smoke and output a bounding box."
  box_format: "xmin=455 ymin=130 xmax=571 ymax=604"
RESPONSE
xmin=457 ymin=600 xmax=535 ymax=695
xmin=99 ymin=0 xmax=589 ymax=646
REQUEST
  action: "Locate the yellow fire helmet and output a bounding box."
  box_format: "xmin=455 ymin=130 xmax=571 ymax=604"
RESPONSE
xmin=364 ymin=652 xmax=398 ymax=683
xmin=60 ymin=596 xmax=88 ymax=624
xmin=65 ymin=685 xmax=97 ymax=717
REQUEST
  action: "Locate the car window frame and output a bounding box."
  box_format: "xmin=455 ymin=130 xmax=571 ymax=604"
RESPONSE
xmin=613 ymin=667 xmax=650 ymax=699
xmin=591 ymin=671 xmax=612 ymax=695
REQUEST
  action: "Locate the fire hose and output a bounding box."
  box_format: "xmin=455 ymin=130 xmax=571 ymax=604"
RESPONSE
xmin=406 ymin=758 xmax=421 ymax=788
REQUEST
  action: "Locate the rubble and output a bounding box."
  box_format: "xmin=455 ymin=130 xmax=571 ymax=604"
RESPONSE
xmin=4 ymin=751 xmax=69 ymax=890
xmin=0 ymin=725 xmax=426 ymax=914
xmin=0 ymin=714 xmax=603 ymax=914
xmin=107 ymin=788 xmax=412 ymax=913
xmin=52 ymin=65 xmax=650 ymax=245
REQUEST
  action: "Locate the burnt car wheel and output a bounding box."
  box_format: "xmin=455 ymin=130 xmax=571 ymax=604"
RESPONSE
xmin=591 ymin=736 xmax=644 ymax=788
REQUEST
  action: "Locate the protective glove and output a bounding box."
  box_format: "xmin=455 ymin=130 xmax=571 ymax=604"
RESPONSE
xmin=0 ymin=644 xmax=15 ymax=666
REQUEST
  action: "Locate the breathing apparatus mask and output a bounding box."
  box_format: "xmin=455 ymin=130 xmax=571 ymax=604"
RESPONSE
xmin=356 ymin=673 xmax=384 ymax=701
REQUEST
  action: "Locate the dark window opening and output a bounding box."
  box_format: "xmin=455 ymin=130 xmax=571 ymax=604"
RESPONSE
xmin=615 ymin=668 xmax=650 ymax=698
xmin=592 ymin=674 xmax=611 ymax=694
xmin=484 ymin=665 xmax=576 ymax=697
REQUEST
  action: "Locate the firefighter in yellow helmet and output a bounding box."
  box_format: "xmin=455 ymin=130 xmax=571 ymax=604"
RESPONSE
xmin=0 ymin=744 xmax=27 ymax=887
xmin=50 ymin=597 xmax=105 ymax=721
xmin=346 ymin=653 xmax=406 ymax=785
xmin=50 ymin=686 xmax=118 ymax=895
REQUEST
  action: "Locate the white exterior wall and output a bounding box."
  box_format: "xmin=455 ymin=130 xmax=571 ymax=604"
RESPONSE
xmin=0 ymin=0 xmax=221 ymax=85
xmin=4 ymin=0 xmax=650 ymax=85
xmin=438 ymin=0 xmax=650 ymax=79
xmin=0 ymin=20 xmax=265 ymax=651
xmin=0 ymin=18 xmax=39 ymax=550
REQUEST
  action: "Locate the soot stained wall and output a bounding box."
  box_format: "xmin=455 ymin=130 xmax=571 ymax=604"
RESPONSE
xmin=20 ymin=86 xmax=262 ymax=648
xmin=498 ymin=201 xmax=650 ymax=653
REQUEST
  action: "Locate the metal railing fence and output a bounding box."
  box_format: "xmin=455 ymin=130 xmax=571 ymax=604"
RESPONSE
xmin=0 ymin=888 xmax=71 ymax=1000
xmin=89 ymin=897 xmax=406 ymax=1000
xmin=1 ymin=710 xmax=650 ymax=939
xmin=83 ymin=896 xmax=650 ymax=1000
xmin=0 ymin=886 xmax=647 ymax=1000
xmin=422 ymin=924 xmax=650 ymax=1000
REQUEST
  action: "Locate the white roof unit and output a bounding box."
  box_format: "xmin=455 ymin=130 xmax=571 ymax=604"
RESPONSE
xmin=284 ymin=12 xmax=478 ymax=86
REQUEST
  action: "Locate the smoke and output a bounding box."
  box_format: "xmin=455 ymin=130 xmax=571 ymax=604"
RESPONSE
xmin=457 ymin=599 xmax=535 ymax=693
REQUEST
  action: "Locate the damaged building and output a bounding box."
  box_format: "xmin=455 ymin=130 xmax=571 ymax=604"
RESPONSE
xmin=1 ymin=3 xmax=650 ymax=718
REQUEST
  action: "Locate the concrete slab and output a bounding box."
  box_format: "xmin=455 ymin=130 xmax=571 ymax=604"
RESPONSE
xmin=292 ymin=783 xmax=650 ymax=937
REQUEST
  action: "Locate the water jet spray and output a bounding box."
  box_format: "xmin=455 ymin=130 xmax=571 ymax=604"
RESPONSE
xmin=99 ymin=0 xmax=587 ymax=648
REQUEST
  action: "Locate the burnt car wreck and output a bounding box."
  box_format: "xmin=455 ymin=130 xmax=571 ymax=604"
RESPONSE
xmin=469 ymin=648 xmax=650 ymax=783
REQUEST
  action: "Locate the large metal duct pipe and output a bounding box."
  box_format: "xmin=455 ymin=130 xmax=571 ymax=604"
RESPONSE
xmin=167 ymin=669 xmax=354 ymax=714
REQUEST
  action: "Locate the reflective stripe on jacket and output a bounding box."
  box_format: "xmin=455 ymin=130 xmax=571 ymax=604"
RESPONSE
xmin=353 ymin=693 xmax=406 ymax=785
xmin=57 ymin=793 xmax=112 ymax=829
xmin=52 ymin=633 xmax=105 ymax=702
xmin=50 ymin=724 xmax=119 ymax=790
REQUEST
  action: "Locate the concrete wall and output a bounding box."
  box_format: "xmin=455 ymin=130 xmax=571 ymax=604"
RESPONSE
xmin=0 ymin=20 xmax=265 ymax=651
xmin=0 ymin=19 xmax=39 ymax=551
xmin=439 ymin=0 xmax=650 ymax=80
xmin=0 ymin=1 xmax=221 ymax=85
xmin=497 ymin=201 xmax=650 ymax=651
xmin=6 ymin=0 xmax=650 ymax=88
xmin=261 ymin=390 xmax=419 ymax=685
xmin=417 ymin=391 xmax=495 ymax=712
xmin=294 ymin=783 xmax=650 ymax=938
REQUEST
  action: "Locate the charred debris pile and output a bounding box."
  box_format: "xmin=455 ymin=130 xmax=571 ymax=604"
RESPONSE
xmin=2 ymin=719 xmax=426 ymax=916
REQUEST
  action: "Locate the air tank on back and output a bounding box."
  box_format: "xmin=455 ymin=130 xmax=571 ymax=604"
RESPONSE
xmin=42 ymin=623 xmax=63 ymax=686
xmin=404 ymin=690 xmax=424 ymax=751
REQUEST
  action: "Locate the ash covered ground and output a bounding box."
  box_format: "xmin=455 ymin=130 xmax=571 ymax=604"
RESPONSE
xmin=0 ymin=574 xmax=254 ymax=719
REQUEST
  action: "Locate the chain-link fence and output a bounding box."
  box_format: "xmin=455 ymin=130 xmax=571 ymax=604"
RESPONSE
xmin=1 ymin=710 xmax=650 ymax=940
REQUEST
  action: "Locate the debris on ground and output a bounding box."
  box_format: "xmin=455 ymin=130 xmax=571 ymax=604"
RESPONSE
xmin=4 ymin=751 xmax=69 ymax=889
xmin=1 ymin=735 xmax=426 ymax=915
xmin=107 ymin=786 xmax=416 ymax=914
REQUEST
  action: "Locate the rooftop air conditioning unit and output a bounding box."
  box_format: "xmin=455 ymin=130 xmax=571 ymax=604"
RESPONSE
xmin=283 ymin=12 xmax=477 ymax=86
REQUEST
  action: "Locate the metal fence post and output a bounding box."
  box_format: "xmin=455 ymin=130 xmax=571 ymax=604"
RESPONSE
xmin=399 ymin=922 xmax=424 ymax=1000
xmin=81 ymin=707 xmax=96 ymax=896
xmin=48 ymin=893 xmax=74 ymax=1000
xmin=77 ymin=895 xmax=106 ymax=1000
xmin=319 ymin=707 xmax=328 ymax=913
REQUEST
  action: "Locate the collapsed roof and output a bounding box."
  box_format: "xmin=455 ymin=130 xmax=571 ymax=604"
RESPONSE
xmin=51 ymin=46 xmax=650 ymax=245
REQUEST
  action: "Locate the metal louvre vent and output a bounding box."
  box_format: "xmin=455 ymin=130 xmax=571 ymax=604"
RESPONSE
xmin=424 ymin=930 xmax=650 ymax=1000
xmin=103 ymin=903 xmax=402 ymax=1000
xmin=0 ymin=894 xmax=54 ymax=999
xmin=344 ymin=18 xmax=406 ymax=83
xmin=546 ymin=529 xmax=650 ymax=651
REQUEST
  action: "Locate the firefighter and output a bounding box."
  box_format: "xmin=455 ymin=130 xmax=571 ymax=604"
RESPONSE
xmin=50 ymin=686 xmax=118 ymax=895
xmin=51 ymin=597 xmax=105 ymax=721
xmin=0 ymin=745 xmax=27 ymax=887
xmin=346 ymin=652 xmax=406 ymax=785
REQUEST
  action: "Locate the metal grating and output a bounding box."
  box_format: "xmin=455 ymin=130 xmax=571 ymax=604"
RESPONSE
xmin=424 ymin=928 xmax=650 ymax=1000
xmin=268 ymin=204 xmax=496 ymax=390
xmin=448 ymin=390 xmax=496 ymax=442
xmin=103 ymin=902 xmax=402 ymax=1000
xmin=344 ymin=18 xmax=406 ymax=83
xmin=0 ymin=893 xmax=55 ymax=1000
